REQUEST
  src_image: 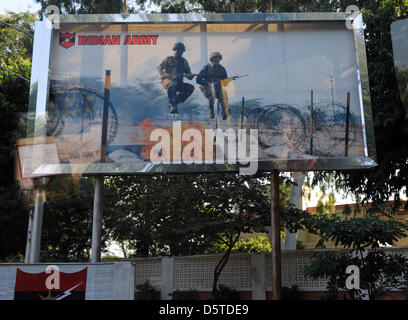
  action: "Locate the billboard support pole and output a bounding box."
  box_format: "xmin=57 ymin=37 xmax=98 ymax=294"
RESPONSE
xmin=240 ymin=97 xmax=245 ymax=130
xmin=101 ymin=70 xmax=111 ymax=162
xmin=271 ymin=170 xmax=281 ymax=300
xmin=91 ymin=70 xmax=111 ymax=263
xmin=310 ymin=90 xmax=314 ymax=155
xmin=345 ymin=92 xmax=350 ymax=156
xmin=24 ymin=204 xmax=34 ymax=263
xmin=92 ymin=176 xmax=104 ymax=263
xmin=29 ymin=178 xmax=46 ymax=263
xmin=268 ymin=0 xmax=282 ymax=301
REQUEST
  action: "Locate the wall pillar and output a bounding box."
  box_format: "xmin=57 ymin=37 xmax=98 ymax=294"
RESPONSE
xmin=112 ymin=262 xmax=135 ymax=300
xmin=251 ymin=254 xmax=266 ymax=300
xmin=161 ymin=257 xmax=174 ymax=300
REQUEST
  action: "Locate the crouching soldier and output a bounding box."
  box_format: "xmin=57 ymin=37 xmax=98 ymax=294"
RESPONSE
xmin=157 ymin=42 xmax=196 ymax=114
xmin=196 ymin=52 xmax=229 ymax=119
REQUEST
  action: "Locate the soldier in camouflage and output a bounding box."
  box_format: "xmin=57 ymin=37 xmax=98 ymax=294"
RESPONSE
xmin=157 ymin=42 xmax=196 ymax=114
xmin=196 ymin=51 xmax=229 ymax=119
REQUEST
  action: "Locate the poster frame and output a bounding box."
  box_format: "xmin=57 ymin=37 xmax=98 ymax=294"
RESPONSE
xmin=27 ymin=13 xmax=377 ymax=176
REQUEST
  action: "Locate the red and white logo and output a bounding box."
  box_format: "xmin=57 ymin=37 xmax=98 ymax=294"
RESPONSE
xmin=14 ymin=267 xmax=87 ymax=300
xmin=59 ymin=32 xmax=76 ymax=49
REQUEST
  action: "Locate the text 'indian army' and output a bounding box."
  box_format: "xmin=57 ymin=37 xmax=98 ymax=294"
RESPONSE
xmin=78 ymin=34 xmax=159 ymax=46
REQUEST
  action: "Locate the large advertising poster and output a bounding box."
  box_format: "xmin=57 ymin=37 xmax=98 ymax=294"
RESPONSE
xmin=21 ymin=15 xmax=377 ymax=177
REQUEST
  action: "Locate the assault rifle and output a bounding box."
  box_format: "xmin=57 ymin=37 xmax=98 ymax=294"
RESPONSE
xmin=231 ymin=74 xmax=249 ymax=80
xmin=161 ymin=73 xmax=198 ymax=80
xmin=199 ymin=74 xmax=249 ymax=90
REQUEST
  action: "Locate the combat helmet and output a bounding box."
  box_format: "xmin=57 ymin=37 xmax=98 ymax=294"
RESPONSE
xmin=173 ymin=42 xmax=186 ymax=52
xmin=209 ymin=51 xmax=222 ymax=61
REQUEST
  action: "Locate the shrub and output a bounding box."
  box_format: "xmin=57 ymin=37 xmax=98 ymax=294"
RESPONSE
xmin=170 ymin=289 xmax=198 ymax=300
xmin=282 ymin=285 xmax=301 ymax=300
xmin=213 ymin=284 xmax=240 ymax=300
xmin=135 ymin=280 xmax=160 ymax=300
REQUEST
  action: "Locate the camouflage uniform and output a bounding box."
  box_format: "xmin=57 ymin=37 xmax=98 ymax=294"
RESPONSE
xmin=196 ymin=58 xmax=228 ymax=119
xmin=157 ymin=55 xmax=194 ymax=109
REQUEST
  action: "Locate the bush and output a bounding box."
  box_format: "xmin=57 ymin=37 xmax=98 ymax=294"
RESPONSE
xmin=296 ymin=240 xmax=306 ymax=250
xmin=170 ymin=289 xmax=198 ymax=300
xmin=213 ymin=284 xmax=240 ymax=300
xmin=135 ymin=280 xmax=160 ymax=300
xmin=282 ymin=285 xmax=301 ymax=300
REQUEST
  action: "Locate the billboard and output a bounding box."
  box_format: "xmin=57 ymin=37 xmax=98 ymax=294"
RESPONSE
xmin=21 ymin=13 xmax=377 ymax=177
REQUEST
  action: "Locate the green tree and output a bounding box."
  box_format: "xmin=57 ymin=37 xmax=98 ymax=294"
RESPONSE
xmin=304 ymin=211 xmax=408 ymax=299
xmin=0 ymin=12 xmax=34 ymax=185
xmin=311 ymin=1 xmax=408 ymax=212
xmin=0 ymin=13 xmax=105 ymax=263
xmin=103 ymin=173 xmax=298 ymax=298
xmin=195 ymin=173 xmax=269 ymax=296
xmin=137 ymin=0 xmax=387 ymax=13
xmin=0 ymin=12 xmax=36 ymax=261
xmin=40 ymin=177 xmax=96 ymax=261
xmin=103 ymin=173 xmax=270 ymax=257
xmin=301 ymin=0 xmax=408 ymax=299
xmin=103 ymin=174 xmax=222 ymax=257
xmin=316 ymin=192 xmax=336 ymax=216
xmin=35 ymin=0 xmax=134 ymax=14
xmin=206 ymin=235 xmax=272 ymax=254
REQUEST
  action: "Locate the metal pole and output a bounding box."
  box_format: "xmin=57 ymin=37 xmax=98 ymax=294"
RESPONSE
xmin=91 ymin=175 xmax=104 ymax=262
xmin=101 ymin=70 xmax=111 ymax=162
xmin=122 ymin=0 xmax=128 ymax=13
xmin=240 ymin=97 xmax=245 ymax=130
xmin=271 ymin=170 xmax=281 ymax=300
xmin=120 ymin=25 xmax=128 ymax=87
xmin=216 ymin=99 xmax=219 ymax=130
xmin=310 ymin=90 xmax=314 ymax=155
xmin=24 ymin=205 xmax=34 ymax=263
xmin=30 ymin=184 xmax=45 ymax=263
xmin=330 ymin=76 xmax=334 ymax=115
xmin=345 ymin=92 xmax=350 ymax=157
xmin=91 ymin=70 xmax=111 ymax=262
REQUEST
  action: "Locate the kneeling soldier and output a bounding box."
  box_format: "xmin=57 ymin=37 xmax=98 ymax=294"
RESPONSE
xmin=157 ymin=42 xmax=196 ymax=114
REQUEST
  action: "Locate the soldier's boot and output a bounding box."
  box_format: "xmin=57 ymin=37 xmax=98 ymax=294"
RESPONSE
xmin=221 ymin=106 xmax=227 ymax=120
xmin=209 ymin=103 xmax=214 ymax=118
xmin=169 ymin=102 xmax=178 ymax=114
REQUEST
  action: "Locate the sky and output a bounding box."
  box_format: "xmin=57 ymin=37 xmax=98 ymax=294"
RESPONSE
xmin=0 ymin=0 xmax=159 ymax=14
xmin=0 ymin=0 xmax=41 ymax=14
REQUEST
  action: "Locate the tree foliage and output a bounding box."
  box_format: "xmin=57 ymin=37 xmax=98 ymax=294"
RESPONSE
xmin=206 ymin=235 xmax=271 ymax=254
xmin=40 ymin=177 xmax=96 ymax=262
xmin=301 ymin=204 xmax=408 ymax=299
xmin=306 ymin=246 xmax=408 ymax=299
xmin=311 ymin=1 xmax=408 ymax=211
xmin=35 ymin=0 xmax=134 ymax=14
xmin=0 ymin=13 xmax=36 ymax=261
xmin=102 ymin=172 xmax=271 ymax=297
xmin=282 ymin=197 xmax=408 ymax=299
xmin=0 ymin=12 xmax=34 ymax=185
xmin=135 ymin=0 xmax=389 ymax=13
xmin=103 ymin=173 xmax=270 ymax=257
